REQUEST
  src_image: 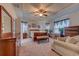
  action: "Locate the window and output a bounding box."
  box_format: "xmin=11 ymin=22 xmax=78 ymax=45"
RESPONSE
xmin=54 ymin=18 xmax=70 ymax=35
xmin=21 ymin=22 xmax=28 ymax=33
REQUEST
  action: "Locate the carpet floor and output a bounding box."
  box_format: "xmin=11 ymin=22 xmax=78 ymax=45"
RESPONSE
xmin=19 ymin=38 xmax=59 ymax=56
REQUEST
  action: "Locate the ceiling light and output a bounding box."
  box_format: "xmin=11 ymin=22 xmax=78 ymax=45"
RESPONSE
xmin=33 ymin=9 xmax=48 ymax=17
xmin=39 ymin=13 xmax=43 ymax=16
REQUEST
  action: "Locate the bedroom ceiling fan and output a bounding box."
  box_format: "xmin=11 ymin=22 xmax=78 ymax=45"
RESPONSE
xmin=33 ymin=8 xmax=48 ymax=17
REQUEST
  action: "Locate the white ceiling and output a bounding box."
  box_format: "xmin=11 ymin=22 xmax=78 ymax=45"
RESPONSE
xmin=13 ymin=3 xmax=73 ymax=23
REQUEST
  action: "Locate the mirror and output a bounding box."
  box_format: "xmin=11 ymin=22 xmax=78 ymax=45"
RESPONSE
xmin=1 ymin=6 xmax=12 ymax=38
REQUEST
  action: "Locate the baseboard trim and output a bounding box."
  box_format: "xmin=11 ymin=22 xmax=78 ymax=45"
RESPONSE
xmin=51 ymin=49 xmax=62 ymax=56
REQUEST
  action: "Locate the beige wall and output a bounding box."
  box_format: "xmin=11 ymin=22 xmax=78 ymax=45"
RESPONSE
xmin=0 ymin=3 xmax=17 ymax=19
xmin=51 ymin=4 xmax=79 ymax=32
xmin=15 ymin=18 xmax=21 ymax=39
xmin=0 ymin=3 xmax=20 ymax=36
xmin=53 ymin=4 xmax=79 ymax=26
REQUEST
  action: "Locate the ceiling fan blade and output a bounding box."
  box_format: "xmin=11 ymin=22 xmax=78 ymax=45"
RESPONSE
xmin=43 ymin=14 xmax=48 ymax=16
xmin=43 ymin=11 xmax=47 ymax=13
xmin=33 ymin=11 xmax=39 ymax=13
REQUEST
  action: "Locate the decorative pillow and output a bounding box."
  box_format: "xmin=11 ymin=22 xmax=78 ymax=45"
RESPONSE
xmin=65 ymin=35 xmax=79 ymax=44
xmin=72 ymin=35 xmax=79 ymax=40
xmin=68 ymin=38 xmax=79 ymax=44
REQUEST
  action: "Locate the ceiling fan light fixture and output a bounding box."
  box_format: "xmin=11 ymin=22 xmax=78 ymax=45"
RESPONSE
xmin=33 ymin=9 xmax=48 ymax=17
xmin=39 ymin=13 xmax=43 ymax=16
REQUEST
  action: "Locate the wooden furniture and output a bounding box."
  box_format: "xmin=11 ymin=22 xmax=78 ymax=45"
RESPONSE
xmin=0 ymin=37 xmax=16 ymax=56
xmin=0 ymin=6 xmax=13 ymax=38
xmin=29 ymin=28 xmax=40 ymax=38
xmin=65 ymin=26 xmax=79 ymax=37
xmin=0 ymin=6 xmax=16 ymax=56
xmin=34 ymin=32 xmax=49 ymax=42
xmin=23 ymin=33 xmax=27 ymax=39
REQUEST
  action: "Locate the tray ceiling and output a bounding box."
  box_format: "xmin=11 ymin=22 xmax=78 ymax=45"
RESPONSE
xmin=13 ymin=3 xmax=73 ymax=22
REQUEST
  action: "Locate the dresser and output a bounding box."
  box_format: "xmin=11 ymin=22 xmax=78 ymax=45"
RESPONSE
xmin=65 ymin=26 xmax=79 ymax=37
xmin=0 ymin=5 xmax=17 ymax=56
xmin=0 ymin=37 xmax=16 ymax=56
